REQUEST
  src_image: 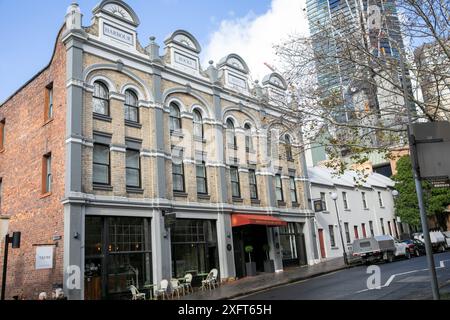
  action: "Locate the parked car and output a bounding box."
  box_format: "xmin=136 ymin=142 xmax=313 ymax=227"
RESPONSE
xmin=352 ymin=235 xmax=410 ymax=264
xmin=443 ymin=231 xmax=450 ymax=249
xmin=413 ymin=231 xmax=447 ymax=252
xmin=402 ymin=239 xmax=426 ymax=257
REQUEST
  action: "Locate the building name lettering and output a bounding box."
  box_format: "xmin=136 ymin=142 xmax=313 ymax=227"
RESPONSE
xmin=174 ymin=52 xmax=197 ymax=70
xmin=103 ymin=24 xmax=133 ymax=45
xmin=228 ymin=74 xmax=247 ymax=89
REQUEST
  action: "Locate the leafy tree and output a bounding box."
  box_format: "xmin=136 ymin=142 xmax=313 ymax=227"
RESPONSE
xmin=392 ymin=156 xmax=450 ymax=229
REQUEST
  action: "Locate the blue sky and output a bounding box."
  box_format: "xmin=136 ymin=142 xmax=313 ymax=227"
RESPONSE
xmin=0 ymin=0 xmax=277 ymax=103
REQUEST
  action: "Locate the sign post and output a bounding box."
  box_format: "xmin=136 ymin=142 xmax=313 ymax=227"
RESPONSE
xmin=1 ymin=232 xmax=21 ymax=300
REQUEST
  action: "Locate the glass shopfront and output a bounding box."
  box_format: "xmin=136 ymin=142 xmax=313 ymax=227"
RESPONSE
xmin=279 ymin=223 xmax=307 ymax=267
xmin=171 ymin=219 xmax=219 ymax=283
xmin=84 ymin=216 xmax=152 ymax=300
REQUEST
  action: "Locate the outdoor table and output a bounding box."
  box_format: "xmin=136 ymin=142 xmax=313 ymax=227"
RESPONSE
xmin=143 ymin=284 xmax=156 ymax=300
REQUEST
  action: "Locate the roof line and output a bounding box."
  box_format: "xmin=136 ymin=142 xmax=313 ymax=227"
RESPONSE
xmin=0 ymin=24 xmax=65 ymax=107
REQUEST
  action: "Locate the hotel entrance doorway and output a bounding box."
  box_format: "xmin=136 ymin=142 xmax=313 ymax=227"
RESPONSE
xmin=233 ymin=225 xmax=269 ymax=278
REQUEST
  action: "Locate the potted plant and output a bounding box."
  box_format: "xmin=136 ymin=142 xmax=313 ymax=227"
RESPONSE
xmin=244 ymin=245 xmax=257 ymax=277
xmin=262 ymin=244 xmax=275 ymax=273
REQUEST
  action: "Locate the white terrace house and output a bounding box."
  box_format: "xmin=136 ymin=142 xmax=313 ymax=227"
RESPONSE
xmin=308 ymin=167 xmax=410 ymax=260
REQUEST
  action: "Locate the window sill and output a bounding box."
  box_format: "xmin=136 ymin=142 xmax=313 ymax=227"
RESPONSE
xmin=93 ymin=184 xmax=113 ymax=191
xmin=173 ymin=191 xmax=188 ymax=198
xmin=194 ymin=136 xmax=206 ymax=143
xmin=43 ymin=118 xmax=54 ymax=127
xmin=228 ymin=144 xmax=238 ymax=150
xmin=344 ymin=209 xmax=351 ymax=212
xmin=292 ymin=202 xmax=299 ymax=208
xmin=197 ymin=194 xmax=211 ymax=200
xmin=331 ymin=247 xmax=340 ymax=250
xmin=321 ymin=210 xmax=330 ymax=214
xmin=40 ymin=192 xmax=52 ymax=199
xmin=363 ymin=208 xmax=370 ymax=211
xmin=93 ymin=113 xmax=112 ymax=122
xmin=127 ymin=187 xmax=144 ymax=194
xmin=251 ymin=199 xmax=261 ymax=205
xmin=287 ymin=158 xmax=295 ymax=162
xmin=125 ymin=120 xmax=142 ymax=129
xmin=170 ymin=130 xmax=184 ymax=138
xmin=232 ymin=197 xmax=243 ymax=203
xmin=277 ymin=201 xmax=286 ymax=207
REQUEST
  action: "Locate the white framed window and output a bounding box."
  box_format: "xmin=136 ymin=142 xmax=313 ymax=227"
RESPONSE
xmin=342 ymin=191 xmax=349 ymax=210
xmin=378 ymin=191 xmax=384 ymax=207
xmin=361 ymin=192 xmax=368 ymax=209
xmin=320 ymin=192 xmax=327 ymax=211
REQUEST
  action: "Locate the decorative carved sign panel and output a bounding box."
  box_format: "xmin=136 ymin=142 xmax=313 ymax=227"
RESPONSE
xmin=228 ymin=57 xmax=245 ymax=71
xmin=174 ymin=52 xmax=197 ymax=70
xmin=174 ymin=34 xmax=196 ymax=50
xmin=103 ymin=4 xmax=133 ymax=22
xmin=228 ymin=74 xmax=247 ymax=90
xmin=103 ymin=23 xmax=134 ymax=45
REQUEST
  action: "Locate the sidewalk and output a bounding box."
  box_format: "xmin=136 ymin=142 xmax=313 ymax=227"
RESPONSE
xmin=181 ymin=258 xmax=349 ymax=300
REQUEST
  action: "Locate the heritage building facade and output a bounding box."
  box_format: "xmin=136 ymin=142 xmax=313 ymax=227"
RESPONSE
xmin=0 ymin=1 xmax=318 ymax=300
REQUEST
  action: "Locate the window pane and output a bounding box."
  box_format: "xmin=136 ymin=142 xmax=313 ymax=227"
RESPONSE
xmin=249 ymin=171 xmax=256 ymax=184
xmin=232 ymin=183 xmax=240 ymax=198
xmin=230 ymin=168 xmax=239 ymax=182
xmin=173 ymin=175 xmax=184 ymax=192
xmin=93 ymin=98 xmax=108 ymax=115
xmin=250 ymin=185 xmax=258 ymax=199
xmin=194 ymin=123 xmax=203 ymax=138
xmin=94 ymin=145 xmax=109 ymax=164
xmin=94 ymin=82 xmax=108 ymax=99
xmin=197 ymin=179 xmax=207 ymax=194
xmin=173 ymin=163 xmax=183 ymax=175
xmin=93 ymin=164 xmax=109 ymax=184
xmin=126 ymin=168 xmax=140 ymax=187
xmin=276 ymin=176 xmax=282 ymax=188
xmin=196 ymin=165 xmax=206 ymax=178
xmin=170 ymin=105 xmax=180 ymax=117
xmin=126 ymin=106 xmax=139 ymax=122
xmin=126 ymin=150 xmax=140 ymax=169
xmin=125 ymin=90 xmax=138 ymax=106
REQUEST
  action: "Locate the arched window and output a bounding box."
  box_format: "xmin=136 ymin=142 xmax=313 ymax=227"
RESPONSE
xmin=285 ymin=134 xmax=293 ymax=161
xmin=193 ymin=109 xmax=203 ymax=139
xmin=125 ymin=90 xmax=139 ymax=123
xmin=226 ymin=119 xmax=237 ymax=148
xmin=244 ymin=123 xmax=253 ymax=152
xmin=93 ymin=81 xmax=109 ymax=116
xmin=170 ymin=103 xmax=182 ymax=132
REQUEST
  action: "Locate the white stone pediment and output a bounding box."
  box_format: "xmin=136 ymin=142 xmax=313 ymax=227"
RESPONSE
xmin=103 ymin=3 xmax=133 ymax=22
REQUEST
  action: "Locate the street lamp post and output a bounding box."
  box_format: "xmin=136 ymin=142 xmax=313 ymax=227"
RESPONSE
xmin=330 ymin=192 xmax=348 ymax=265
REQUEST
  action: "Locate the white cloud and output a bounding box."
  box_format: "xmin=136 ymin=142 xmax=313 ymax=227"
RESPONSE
xmin=203 ymin=0 xmax=309 ymax=81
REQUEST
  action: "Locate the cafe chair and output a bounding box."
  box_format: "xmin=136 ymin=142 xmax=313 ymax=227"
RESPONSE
xmin=210 ymin=268 xmax=219 ymax=289
xmin=129 ymin=285 xmax=146 ymax=300
xmin=170 ymin=279 xmax=183 ymax=299
xmin=155 ymin=279 xmax=169 ymax=300
xmin=183 ymin=273 xmax=193 ymax=294
xmin=201 ymin=269 xmax=218 ymax=291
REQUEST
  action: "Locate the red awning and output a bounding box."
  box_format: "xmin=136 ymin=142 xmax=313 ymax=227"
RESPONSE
xmin=231 ymin=214 xmax=287 ymax=228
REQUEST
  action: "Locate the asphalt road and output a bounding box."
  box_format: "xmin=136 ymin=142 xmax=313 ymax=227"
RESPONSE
xmin=239 ymin=251 xmax=450 ymax=300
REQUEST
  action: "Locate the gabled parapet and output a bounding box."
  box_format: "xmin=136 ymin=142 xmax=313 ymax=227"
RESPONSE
xmin=91 ymin=0 xmax=141 ymax=54
xmin=164 ymin=30 xmax=203 ymax=77
xmin=262 ymin=72 xmax=288 ymax=103
xmin=217 ymin=54 xmax=250 ymax=95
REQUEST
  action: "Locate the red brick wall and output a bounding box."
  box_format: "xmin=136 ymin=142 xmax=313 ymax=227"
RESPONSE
xmin=0 ymin=28 xmax=66 ymax=300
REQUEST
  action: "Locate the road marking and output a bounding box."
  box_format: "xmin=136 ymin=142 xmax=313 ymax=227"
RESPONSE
xmin=234 ymin=270 xmax=344 ymax=300
xmin=356 ymin=259 xmax=450 ymax=294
